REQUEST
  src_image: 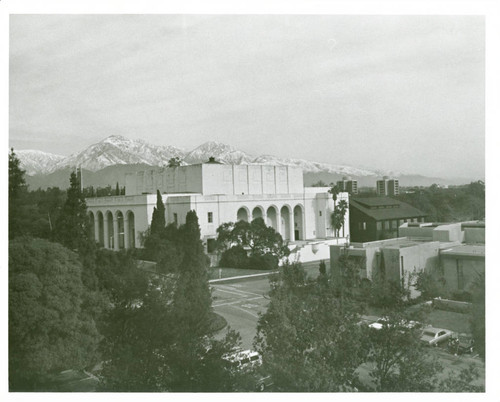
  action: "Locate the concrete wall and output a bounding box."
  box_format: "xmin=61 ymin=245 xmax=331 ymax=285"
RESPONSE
xmin=441 ymin=256 xmax=485 ymax=292
xmin=433 ymin=224 xmax=464 ymax=243
xmin=464 ymin=227 xmax=485 ymax=244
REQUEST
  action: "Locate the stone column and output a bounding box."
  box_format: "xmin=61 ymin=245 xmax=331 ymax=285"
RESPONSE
xmin=93 ymin=214 xmax=99 ymax=244
xmin=124 ymin=215 xmax=130 ymax=250
xmin=113 ymin=217 xmax=120 ymax=251
xmin=290 ymin=208 xmax=295 ymax=241
xmin=276 ymin=209 xmax=282 ymax=236
xmin=103 ymin=215 xmax=109 ymax=249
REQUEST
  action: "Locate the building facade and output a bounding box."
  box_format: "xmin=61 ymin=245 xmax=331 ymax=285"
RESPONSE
xmin=86 ymin=163 xmax=349 ymax=252
xmin=330 ymin=221 xmax=485 ymax=298
xmin=376 ymin=177 xmax=399 ymax=196
xmin=349 ymin=196 xmax=426 ymax=242
xmin=336 ymin=177 xmax=358 ymax=195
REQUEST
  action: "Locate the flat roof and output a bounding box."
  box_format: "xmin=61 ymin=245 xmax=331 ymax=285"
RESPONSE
xmin=440 ymin=244 xmax=485 ymax=258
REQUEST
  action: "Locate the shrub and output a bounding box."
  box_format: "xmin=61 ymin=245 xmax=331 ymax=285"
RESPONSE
xmin=219 ymin=245 xmax=248 ymax=268
xmin=247 ymin=253 xmax=279 ymax=270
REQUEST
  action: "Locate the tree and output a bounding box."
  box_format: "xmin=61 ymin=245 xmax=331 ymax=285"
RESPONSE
xmin=216 ymin=218 xmax=290 ymax=269
xmin=366 ymin=308 xmax=441 ymax=391
xmin=9 ymin=238 xmax=100 ymax=391
xmin=99 ymin=211 xmax=242 ymax=391
xmin=329 ymin=184 xmax=348 ymax=237
xmin=9 ymin=148 xmax=28 ymax=239
xmin=168 ymin=157 xmax=181 ymax=167
xmin=150 ymin=190 xmax=166 ymax=237
xmin=469 ymin=272 xmax=485 ymax=358
xmin=54 ymin=170 xmax=90 ymax=251
xmin=255 ymin=261 xmax=369 ymax=391
xmin=115 ymin=182 xmax=120 ymax=195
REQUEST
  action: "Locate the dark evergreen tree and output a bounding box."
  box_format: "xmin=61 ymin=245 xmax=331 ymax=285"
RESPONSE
xmin=9 ymin=148 xmax=28 ymax=239
xmin=9 ymin=238 xmax=100 ymax=391
xmin=150 ymin=190 xmax=166 ymax=237
xmin=115 ymin=182 xmax=120 ymax=195
xmin=54 ymin=171 xmax=90 ymax=251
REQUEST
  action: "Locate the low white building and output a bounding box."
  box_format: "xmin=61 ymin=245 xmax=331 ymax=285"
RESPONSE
xmin=86 ymin=161 xmax=349 ymax=253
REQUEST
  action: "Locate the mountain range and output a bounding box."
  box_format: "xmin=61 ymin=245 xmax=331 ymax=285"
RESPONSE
xmin=15 ymin=135 xmax=475 ymax=190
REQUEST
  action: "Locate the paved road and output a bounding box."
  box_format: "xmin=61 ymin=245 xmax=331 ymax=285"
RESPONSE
xmin=211 ymin=260 xmax=325 ymax=349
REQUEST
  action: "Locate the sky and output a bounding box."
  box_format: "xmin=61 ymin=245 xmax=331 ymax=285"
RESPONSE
xmin=9 ymin=14 xmax=485 ymax=179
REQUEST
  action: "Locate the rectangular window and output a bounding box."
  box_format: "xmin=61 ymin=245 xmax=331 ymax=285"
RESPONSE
xmin=384 ymin=221 xmax=390 ymax=230
xmin=391 ymin=220 xmax=398 ymax=229
xmin=208 ymin=212 xmax=213 ymax=223
xmin=207 ymin=238 xmax=216 ymax=253
xmin=173 ymin=213 xmax=178 ymax=226
xmin=363 ymin=222 xmax=367 ymax=230
xmin=319 ymin=211 xmax=322 ymax=217
xmin=377 ymin=222 xmax=382 ymax=231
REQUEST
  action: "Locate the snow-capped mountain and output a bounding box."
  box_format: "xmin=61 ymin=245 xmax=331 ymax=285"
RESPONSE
xmin=253 ymin=155 xmax=379 ymax=177
xmin=184 ymin=141 xmax=254 ymax=165
xmin=15 ymin=135 xmax=385 ymax=177
xmin=54 ymin=135 xmax=186 ymax=171
xmin=16 ymin=149 xmax=65 ymax=175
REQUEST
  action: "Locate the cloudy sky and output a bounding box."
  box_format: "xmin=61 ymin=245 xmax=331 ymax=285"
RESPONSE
xmin=9 ymin=15 xmax=484 ymax=179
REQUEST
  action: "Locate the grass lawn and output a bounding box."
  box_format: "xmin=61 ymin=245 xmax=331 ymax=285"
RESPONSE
xmin=425 ymin=308 xmax=471 ymax=334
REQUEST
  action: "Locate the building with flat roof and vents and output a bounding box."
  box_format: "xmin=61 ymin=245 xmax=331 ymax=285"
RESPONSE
xmin=330 ymin=220 xmax=485 ymax=299
xmin=336 ymin=176 xmax=358 ymax=195
xmin=376 ymin=176 xmax=399 ymax=196
xmin=349 ymin=196 xmax=426 ymax=243
xmin=85 ymin=160 xmax=350 ymax=259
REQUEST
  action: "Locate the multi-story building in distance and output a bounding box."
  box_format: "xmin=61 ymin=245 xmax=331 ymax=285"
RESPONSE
xmin=376 ymin=176 xmax=399 ymax=196
xmin=336 ymin=176 xmax=358 ymax=195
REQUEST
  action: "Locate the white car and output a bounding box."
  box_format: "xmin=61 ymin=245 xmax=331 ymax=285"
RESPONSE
xmin=368 ymin=317 xmax=421 ymax=331
xmin=420 ymin=327 xmax=454 ymax=346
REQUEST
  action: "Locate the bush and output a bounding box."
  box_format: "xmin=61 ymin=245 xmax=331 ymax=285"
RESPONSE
xmin=449 ymin=290 xmax=472 ymax=303
xmin=219 ymin=245 xmax=248 ymax=268
xmin=247 ymin=253 xmax=279 ymax=270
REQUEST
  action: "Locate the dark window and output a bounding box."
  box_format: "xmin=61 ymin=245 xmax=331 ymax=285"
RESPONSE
xmin=207 ymin=238 xmax=216 ymax=253
xmin=208 ymin=212 xmax=213 ymax=223
xmin=319 ymin=211 xmax=322 ymax=216
xmin=173 ymin=213 xmax=178 ymax=226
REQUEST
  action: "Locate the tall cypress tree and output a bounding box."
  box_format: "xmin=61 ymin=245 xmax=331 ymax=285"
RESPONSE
xmin=9 ymin=148 xmax=28 ymax=239
xmin=173 ymin=210 xmax=212 ymax=336
xmin=55 ymin=170 xmax=90 ymax=251
xmin=150 ymin=190 xmax=166 ymax=237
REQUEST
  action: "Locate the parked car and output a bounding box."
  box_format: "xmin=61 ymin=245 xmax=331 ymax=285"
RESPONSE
xmin=420 ymin=327 xmax=454 ymax=346
xmin=368 ymin=317 xmax=422 ymax=331
xmin=447 ymin=333 xmax=475 ymax=355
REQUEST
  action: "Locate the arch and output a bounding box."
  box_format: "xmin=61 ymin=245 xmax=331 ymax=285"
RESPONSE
xmin=105 ymin=210 xmax=114 ymax=249
xmin=126 ymin=210 xmax=136 ymax=249
xmin=266 ymin=205 xmax=278 ymax=231
xmin=96 ymin=211 xmax=104 ymax=246
xmin=293 ymin=204 xmax=304 ymax=241
xmin=88 ymin=211 xmax=95 ymax=241
xmin=280 ymin=205 xmax=291 ymax=241
xmin=116 ymin=210 xmax=125 ymax=249
xmin=252 ymin=206 xmax=264 ymax=222
xmin=237 ymin=206 xmax=249 ymax=222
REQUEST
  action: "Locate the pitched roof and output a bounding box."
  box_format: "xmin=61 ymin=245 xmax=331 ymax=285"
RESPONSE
xmin=350 ymin=196 xmax=426 ymax=221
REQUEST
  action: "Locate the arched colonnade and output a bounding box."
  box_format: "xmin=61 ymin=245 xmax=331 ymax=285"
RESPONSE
xmin=236 ymin=203 xmax=305 ymax=241
xmin=88 ymin=210 xmax=136 ymax=250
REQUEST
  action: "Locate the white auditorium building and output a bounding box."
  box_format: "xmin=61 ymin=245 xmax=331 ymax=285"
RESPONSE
xmin=86 ymin=159 xmax=349 ymax=256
